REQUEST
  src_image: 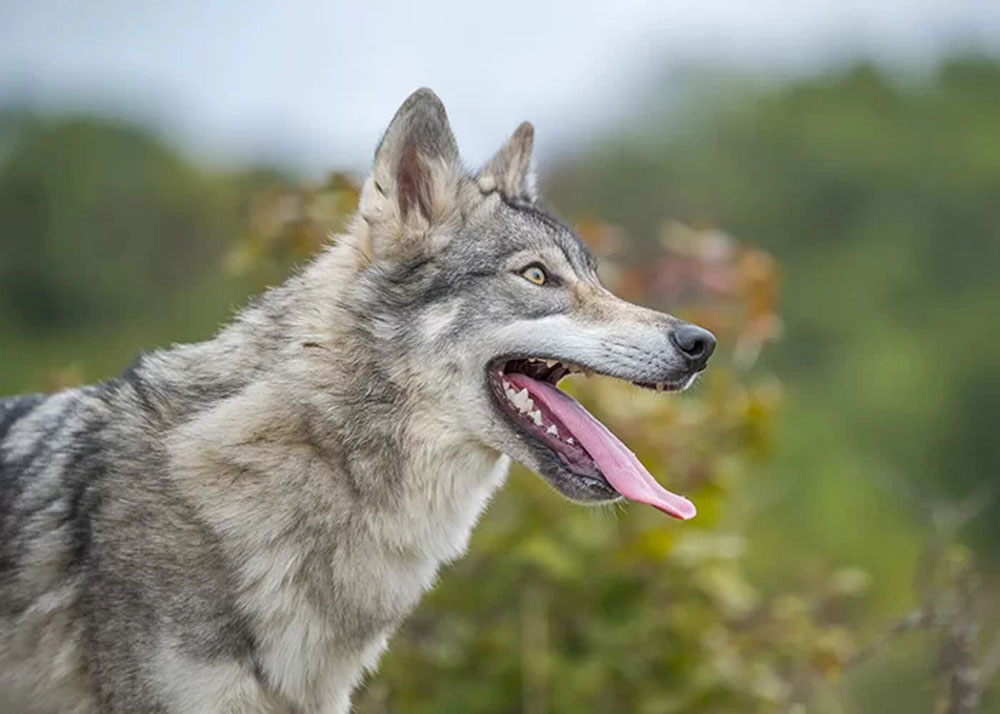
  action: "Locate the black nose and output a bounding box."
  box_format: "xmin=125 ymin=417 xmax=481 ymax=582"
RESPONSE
xmin=669 ymin=323 xmax=717 ymax=369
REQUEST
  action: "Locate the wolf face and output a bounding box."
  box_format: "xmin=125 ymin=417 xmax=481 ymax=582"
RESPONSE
xmin=341 ymin=89 xmax=715 ymax=519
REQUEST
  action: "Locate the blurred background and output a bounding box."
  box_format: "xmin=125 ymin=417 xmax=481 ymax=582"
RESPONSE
xmin=2 ymin=1 xmax=999 ymax=712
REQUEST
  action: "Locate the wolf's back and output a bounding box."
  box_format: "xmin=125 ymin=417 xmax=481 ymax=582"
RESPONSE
xmin=0 ymin=367 xmax=267 ymax=714
xmin=0 ymin=388 xmax=110 ymax=713
xmin=0 ymin=390 xmax=90 ymax=585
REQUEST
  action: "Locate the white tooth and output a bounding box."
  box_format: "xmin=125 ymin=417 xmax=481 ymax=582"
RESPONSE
xmin=530 ymin=410 xmax=543 ymax=425
xmin=567 ymin=437 xmax=575 ymax=445
xmin=545 ymin=359 xmax=557 ymax=368
xmin=547 ymin=424 xmax=558 ymax=436
xmin=511 ymin=388 xmax=531 ymax=411
xmin=503 ymin=379 xmax=511 ymax=389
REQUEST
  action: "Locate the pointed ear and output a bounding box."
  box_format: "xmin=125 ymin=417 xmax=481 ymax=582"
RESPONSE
xmin=478 ymin=121 xmax=536 ymax=203
xmin=361 ymin=88 xmax=465 ymax=246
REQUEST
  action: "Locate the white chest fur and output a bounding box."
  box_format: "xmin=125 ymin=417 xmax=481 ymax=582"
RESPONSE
xmin=170 ymin=380 xmax=512 ymax=713
xmin=236 ymin=451 xmax=511 ymax=713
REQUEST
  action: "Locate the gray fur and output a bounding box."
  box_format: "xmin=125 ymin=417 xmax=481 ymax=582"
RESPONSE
xmin=0 ymin=88 xmax=713 ymax=713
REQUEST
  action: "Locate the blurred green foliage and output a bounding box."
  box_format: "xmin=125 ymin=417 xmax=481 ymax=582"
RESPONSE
xmin=0 ymin=114 xmax=241 ymax=327
xmin=1 ymin=58 xmax=999 ymax=713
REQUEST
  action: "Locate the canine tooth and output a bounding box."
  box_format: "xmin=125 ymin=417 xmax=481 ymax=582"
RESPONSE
xmin=567 ymin=437 xmax=575 ymax=445
xmin=547 ymin=424 xmax=558 ymax=436
xmin=545 ymin=360 xmax=557 ymax=368
xmin=530 ymin=410 xmax=543 ymax=425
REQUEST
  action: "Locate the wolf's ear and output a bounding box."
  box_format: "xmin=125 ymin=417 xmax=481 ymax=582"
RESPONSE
xmin=361 ymin=88 xmax=465 ymax=251
xmin=478 ymin=122 xmax=537 ymax=204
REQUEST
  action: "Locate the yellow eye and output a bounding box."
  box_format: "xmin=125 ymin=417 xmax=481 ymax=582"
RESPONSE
xmin=522 ymin=265 xmax=547 ymax=285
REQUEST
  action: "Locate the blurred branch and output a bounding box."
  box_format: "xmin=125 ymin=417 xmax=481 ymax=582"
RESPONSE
xmin=837 ymin=472 xmax=1000 ymax=714
xmin=520 ymin=583 xmax=549 ymax=714
xmin=841 ymin=608 xmax=929 ymax=670
xmin=980 ymin=630 xmax=1000 ymax=686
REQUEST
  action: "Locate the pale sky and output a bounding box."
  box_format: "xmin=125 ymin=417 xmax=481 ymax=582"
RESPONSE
xmin=1 ymin=0 xmax=998 ymax=174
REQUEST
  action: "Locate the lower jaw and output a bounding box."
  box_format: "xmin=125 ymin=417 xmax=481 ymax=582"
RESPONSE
xmin=520 ymin=433 xmax=619 ymax=502
xmin=560 ymin=470 xmax=620 ymax=502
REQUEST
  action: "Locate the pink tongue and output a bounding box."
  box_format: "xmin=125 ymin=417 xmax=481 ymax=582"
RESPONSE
xmin=506 ymin=373 xmax=696 ymax=520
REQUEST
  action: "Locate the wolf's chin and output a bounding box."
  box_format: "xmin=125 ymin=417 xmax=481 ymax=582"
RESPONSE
xmin=531 ymin=448 xmax=621 ymax=504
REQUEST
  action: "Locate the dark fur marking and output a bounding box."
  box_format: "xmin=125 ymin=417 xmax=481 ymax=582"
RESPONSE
xmin=247 ymin=631 xmax=269 ymax=691
xmin=384 ymin=254 xmax=437 ymax=286
xmin=2 ymin=394 xmax=74 ymax=512
xmin=2 ymin=396 xmax=69 ymax=478
xmin=499 ymin=195 xmax=601 ymax=275
xmin=120 ymin=354 xmax=158 ymax=415
xmin=0 ymin=394 xmax=45 ymax=446
xmin=499 ymin=194 xmax=567 ymax=233
xmin=0 ymin=395 xmax=49 ymax=580
xmin=62 ymin=434 xmax=105 ymax=568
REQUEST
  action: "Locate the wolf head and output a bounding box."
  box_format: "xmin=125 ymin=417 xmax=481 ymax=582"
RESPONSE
xmin=320 ymin=88 xmax=714 ymax=519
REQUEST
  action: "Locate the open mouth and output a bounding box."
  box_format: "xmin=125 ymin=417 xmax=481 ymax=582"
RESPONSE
xmin=487 ymin=358 xmax=697 ymax=520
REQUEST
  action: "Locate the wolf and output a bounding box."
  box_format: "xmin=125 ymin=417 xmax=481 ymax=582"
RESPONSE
xmin=0 ymin=89 xmax=715 ymax=713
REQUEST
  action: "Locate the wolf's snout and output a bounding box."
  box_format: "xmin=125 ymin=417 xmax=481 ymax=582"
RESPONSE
xmin=669 ymin=323 xmax=717 ymax=370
